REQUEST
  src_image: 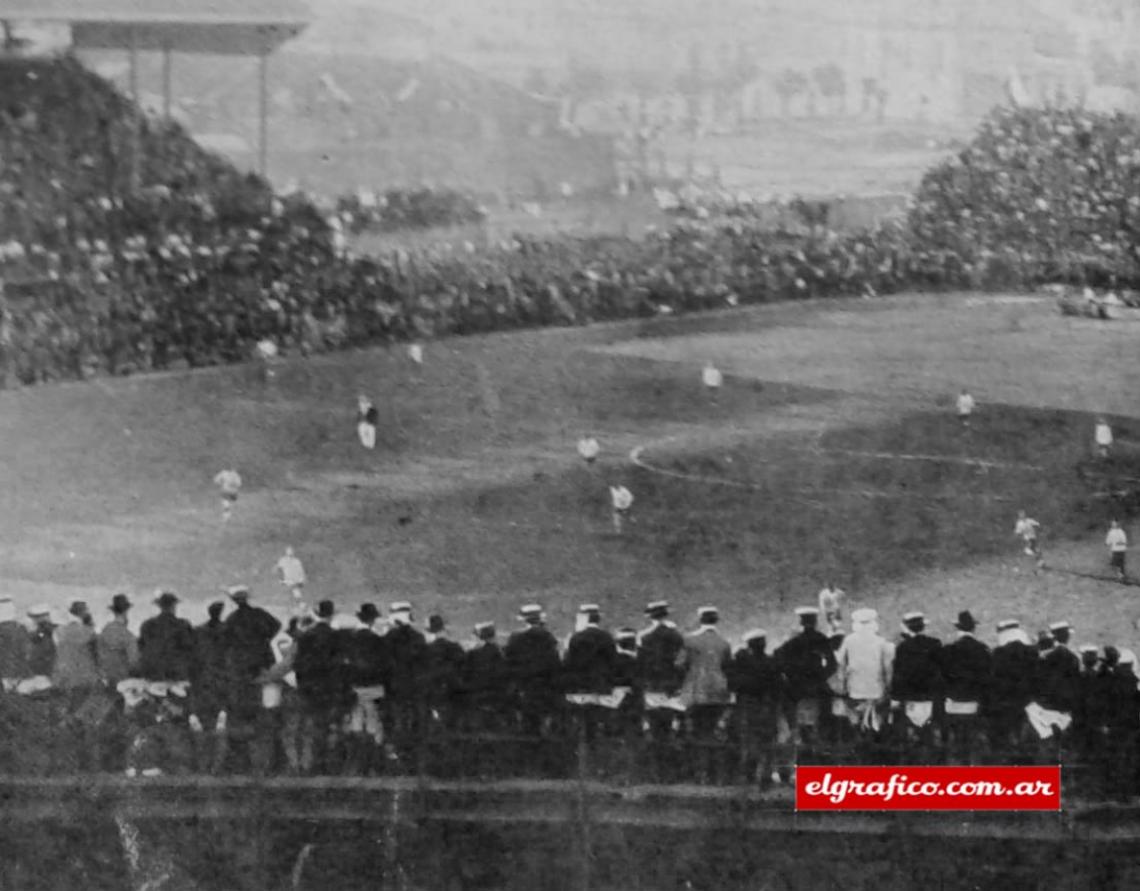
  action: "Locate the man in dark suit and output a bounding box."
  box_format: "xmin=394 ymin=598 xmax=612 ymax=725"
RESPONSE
xmin=728 ymin=629 xmax=783 ymax=787
xmin=773 ymin=606 xmax=837 ymax=760
xmin=423 ymin=614 xmax=465 ymax=731
xmin=611 ymin=628 xmax=642 ymax=741
xmin=294 ymin=600 xmax=349 ymax=774
xmin=505 ymin=604 xmax=561 ymax=736
xmin=988 ymin=619 xmax=1037 ymax=763
xmin=344 ymin=603 xmax=389 ymax=775
xmin=563 ymin=604 xmax=617 ymax=742
xmin=889 ymin=611 xmax=943 ymax=761
xmin=636 ymin=601 xmax=686 ymax=744
xmin=463 ymin=622 xmax=507 ymax=733
xmin=1034 ymin=620 xmax=1081 ymax=762
xmin=939 ymin=610 xmax=991 ymax=765
xmin=222 ymin=586 xmax=282 ymax=714
xmin=191 ymin=601 xmax=230 ymax=773
xmin=383 ymin=602 xmax=428 ymax=756
xmin=138 ymin=591 xmax=197 ymax=682
xmin=1105 ymin=649 xmax=1140 ymax=801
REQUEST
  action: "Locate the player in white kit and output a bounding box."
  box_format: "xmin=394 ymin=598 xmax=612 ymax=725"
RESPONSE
xmin=357 ymin=395 xmax=379 ymax=450
xmin=213 ymin=468 xmax=242 ymax=522
xmin=275 ymin=546 xmax=307 ymax=603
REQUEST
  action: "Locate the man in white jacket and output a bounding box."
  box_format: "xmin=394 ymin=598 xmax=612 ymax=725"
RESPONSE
xmin=836 ymin=608 xmax=895 ymax=740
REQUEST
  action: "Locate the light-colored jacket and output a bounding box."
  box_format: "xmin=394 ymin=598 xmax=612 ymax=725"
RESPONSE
xmin=54 ymin=620 xmax=100 ymax=690
xmin=678 ymin=627 xmax=732 ymax=706
xmin=98 ymin=620 xmax=139 ymax=686
xmin=836 ymin=628 xmax=895 ymax=701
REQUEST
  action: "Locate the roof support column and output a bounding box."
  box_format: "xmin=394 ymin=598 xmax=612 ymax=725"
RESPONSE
xmin=258 ymin=50 xmax=269 ymax=178
xmin=162 ymin=45 xmax=173 ymax=121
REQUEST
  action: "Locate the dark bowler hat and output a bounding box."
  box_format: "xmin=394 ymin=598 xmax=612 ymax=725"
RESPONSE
xmin=154 ymin=590 xmax=180 ymax=608
xmin=954 ymin=610 xmax=977 ymax=632
xmin=427 ymin=614 xmax=446 ymax=634
xmin=110 ymin=594 xmax=132 ymax=614
xmin=358 ymin=603 xmax=381 ymax=624
xmin=316 ymin=600 xmax=335 ymax=620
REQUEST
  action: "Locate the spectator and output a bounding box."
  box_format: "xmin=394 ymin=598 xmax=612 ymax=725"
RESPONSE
xmin=137 ymin=591 xmax=196 ymax=682
xmin=0 ymin=594 xmax=29 ymax=690
xmin=97 ymin=593 xmax=138 ymax=688
xmin=727 ymin=629 xmax=783 ymax=787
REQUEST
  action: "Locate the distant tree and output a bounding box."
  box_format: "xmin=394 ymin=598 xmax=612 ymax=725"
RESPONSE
xmin=813 ymin=64 xmax=847 ymax=116
xmin=773 ymin=69 xmax=809 ymax=118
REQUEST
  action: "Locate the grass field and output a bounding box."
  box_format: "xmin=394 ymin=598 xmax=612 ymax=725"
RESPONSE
xmin=6 ymin=293 xmax=1140 ymax=649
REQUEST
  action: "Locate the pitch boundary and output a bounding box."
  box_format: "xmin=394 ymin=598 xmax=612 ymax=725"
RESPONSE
xmin=629 ymin=438 xmax=1026 ymax=502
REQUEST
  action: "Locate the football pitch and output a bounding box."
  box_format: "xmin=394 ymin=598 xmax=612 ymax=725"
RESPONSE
xmin=4 ymin=293 xmax=1140 ymax=647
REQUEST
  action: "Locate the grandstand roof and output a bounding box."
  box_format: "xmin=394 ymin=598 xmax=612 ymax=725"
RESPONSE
xmin=0 ymin=0 xmax=311 ymax=55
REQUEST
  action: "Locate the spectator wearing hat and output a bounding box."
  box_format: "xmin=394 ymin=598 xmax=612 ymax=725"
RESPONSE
xmin=54 ymin=599 xmax=100 ymax=695
xmin=728 ymin=629 xmax=783 ymax=787
xmin=97 ymin=594 xmax=138 ymax=688
xmin=774 ymin=607 xmax=837 ymax=757
xmin=988 ymin=620 xmax=1037 ymax=762
xmin=1104 ymin=649 xmax=1140 ymax=800
xmin=889 ymin=612 xmax=943 ymax=760
xmin=138 ymin=591 xmax=196 ymax=682
xmin=505 ymin=604 xmax=561 ymax=737
xmin=294 ymin=600 xmax=350 ymax=774
xmin=0 ymin=595 xmax=29 ymax=691
xmin=1074 ymin=644 xmax=1110 ymax=785
xmin=679 ymin=607 xmax=732 ymax=736
xmin=423 ymin=614 xmax=465 ymax=732
xmin=637 ymin=601 xmax=687 ymax=746
xmin=344 ymin=603 xmax=390 ymax=776
xmin=1030 ymin=621 xmax=1082 ymax=763
xmin=835 ymin=608 xmax=895 ymax=747
xmin=940 ymin=610 xmax=991 ymax=765
xmin=563 ymin=604 xmax=618 ymax=743
xmin=222 ymin=586 xmax=282 ymax=699
xmin=462 ymin=622 xmax=508 ymax=734
xmin=26 ymin=605 xmax=56 ymax=683
xmin=384 ymin=602 xmax=428 ymax=755
xmin=191 ymin=601 xmax=230 ymax=774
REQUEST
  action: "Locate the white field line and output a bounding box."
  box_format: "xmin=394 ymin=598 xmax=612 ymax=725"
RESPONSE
xmin=629 ymin=439 xmax=1025 ymax=501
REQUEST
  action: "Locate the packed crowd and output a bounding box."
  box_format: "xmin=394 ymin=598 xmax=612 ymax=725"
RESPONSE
xmin=908 ymin=106 xmax=1140 ymax=290
xmin=12 ymin=61 xmax=1140 ymax=389
xmin=334 ymin=188 xmax=487 ymax=235
xmin=0 ymin=586 xmax=1136 ymax=796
